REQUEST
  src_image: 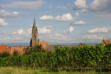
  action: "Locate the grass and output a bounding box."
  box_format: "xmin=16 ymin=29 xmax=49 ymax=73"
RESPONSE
xmin=0 ymin=67 xmax=111 ymax=74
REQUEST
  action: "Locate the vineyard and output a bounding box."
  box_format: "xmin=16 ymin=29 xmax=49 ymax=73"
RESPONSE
xmin=0 ymin=44 xmax=111 ymax=72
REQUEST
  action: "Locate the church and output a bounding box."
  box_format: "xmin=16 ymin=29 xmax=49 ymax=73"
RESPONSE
xmin=30 ymin=18 xmax=39 ymax=47
xmin=0 ymin=18 xmax=50 ymax=55
xmin=30 ymin=17 xmax=50 ymax=48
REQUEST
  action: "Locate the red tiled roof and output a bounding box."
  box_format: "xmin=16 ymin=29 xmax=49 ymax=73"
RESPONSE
xmin=103 ymin=40 xmax=111 ymax=45
xmin=0 ymin=45 xmax=10 ymax=53
xmin=39 ymin=41 xmax=50 ymax=49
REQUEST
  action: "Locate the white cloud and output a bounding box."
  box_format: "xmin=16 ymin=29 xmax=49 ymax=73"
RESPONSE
xmin=84 ymin=34 xmax=103 ymax=40
xmin=0 ymin=29 xmax=26 ymax=43
xmin=40 ymin=13 xmax=73 ymax=21
xmin=40 ymin=15 xmax=53 ymax=21
xmin=0 ymin=0 xmax=43 ymax=9
xmin=64 ymin=26 xmax=74 ymax=33
xmin=69 ymin=26 xmax=74 ymax=32
xmin=0 ymin=10 xmax=21 ymax=18
xmin=0 ymin=26 xmax=52 ymax=43
xmin=17 ymin=29 xmax=24 ymax=35
xmin=55 ymin=13 xmax=73 ymax=21
xmin=88 ymin=27 xmax=109 ymax=33
xmin=49 ymin=33 xmax=70 ymax=42
xmin=0 ymin=18 xmax=8 ymax=26
xmin=74 ymin=0 xmax=111 ymax=13
xmin=75 ymin=0 xmax=87 ymax=8
xmin=13 ymin=29 xmax=24 ymax=35
xmin=74 ymin=0 xmax=87 ymax=12
xmin=39 ymin=26 xmax=52 ymax=34
xmin=0 ymin=36 xmax=22 ymax=43
xmin=27 ymin=26 xmax=52 ymax=35
xmin=27 ymin=28 xmax=32 ymax=35
xmin=74 ymin=20 xmax=86 ymax=25
xmin=54 ymin=33 xmax=68 ymax=41
xmin=89 ymin=0 xmax=111 ymax=12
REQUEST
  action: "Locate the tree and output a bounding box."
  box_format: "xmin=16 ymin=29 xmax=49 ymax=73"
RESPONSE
xmin=13 ymin=51 xmax=19 ymax=56
xmin=0 ymin=52 xmax=10 ymax=57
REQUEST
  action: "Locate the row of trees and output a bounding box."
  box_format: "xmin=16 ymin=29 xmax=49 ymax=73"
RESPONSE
xmin=0 ymin=44 xmax=111 ymax=71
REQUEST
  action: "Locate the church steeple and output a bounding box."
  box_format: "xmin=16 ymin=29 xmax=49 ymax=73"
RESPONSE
xmin=30 ymin=17 xmax=39 ymax=47
xmin=33 ymin=17 xmax=36 ymax=27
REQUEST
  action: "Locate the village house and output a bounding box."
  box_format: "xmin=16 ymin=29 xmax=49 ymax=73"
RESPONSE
xmin=102 ymin=39 xmax=111 ymax=46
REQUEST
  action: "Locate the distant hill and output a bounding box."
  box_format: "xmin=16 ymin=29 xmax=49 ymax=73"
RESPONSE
xmin=0 ymin=43 xmax=29 ymax=46
xmin=50 ymin=42 xmax=99 ymax=45
xmin=0 ymin=42 xmax=100 ymax=46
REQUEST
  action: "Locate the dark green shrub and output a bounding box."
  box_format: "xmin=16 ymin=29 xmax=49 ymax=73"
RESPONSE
xmin=0 ymin=52 xmax=10 ymax=57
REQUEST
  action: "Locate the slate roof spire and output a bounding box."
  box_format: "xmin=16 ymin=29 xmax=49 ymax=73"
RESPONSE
xmin=33 ymin=16 xmax=36 ymax=27
xmin=30 ymin=17 xmax=38 ymax=47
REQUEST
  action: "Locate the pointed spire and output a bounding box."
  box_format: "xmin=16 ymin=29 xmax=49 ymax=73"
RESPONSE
xmin=33 ymin=16 xmax=36 ymax=27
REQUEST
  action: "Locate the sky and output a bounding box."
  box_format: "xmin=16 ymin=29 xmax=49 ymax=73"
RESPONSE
xmin=0 ymin=0 xmax=111 ymax=44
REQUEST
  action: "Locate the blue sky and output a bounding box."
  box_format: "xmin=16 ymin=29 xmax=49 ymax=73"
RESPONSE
xmin=0 ymin=0 xmax=111 ymax=43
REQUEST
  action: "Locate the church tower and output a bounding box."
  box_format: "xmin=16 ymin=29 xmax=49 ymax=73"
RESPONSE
xmin=30 ymin=17 xmax=39 ymax=47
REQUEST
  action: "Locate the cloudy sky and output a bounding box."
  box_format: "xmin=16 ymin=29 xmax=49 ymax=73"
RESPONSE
xmin=0 ymin=0 xmax=111 ymax=44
